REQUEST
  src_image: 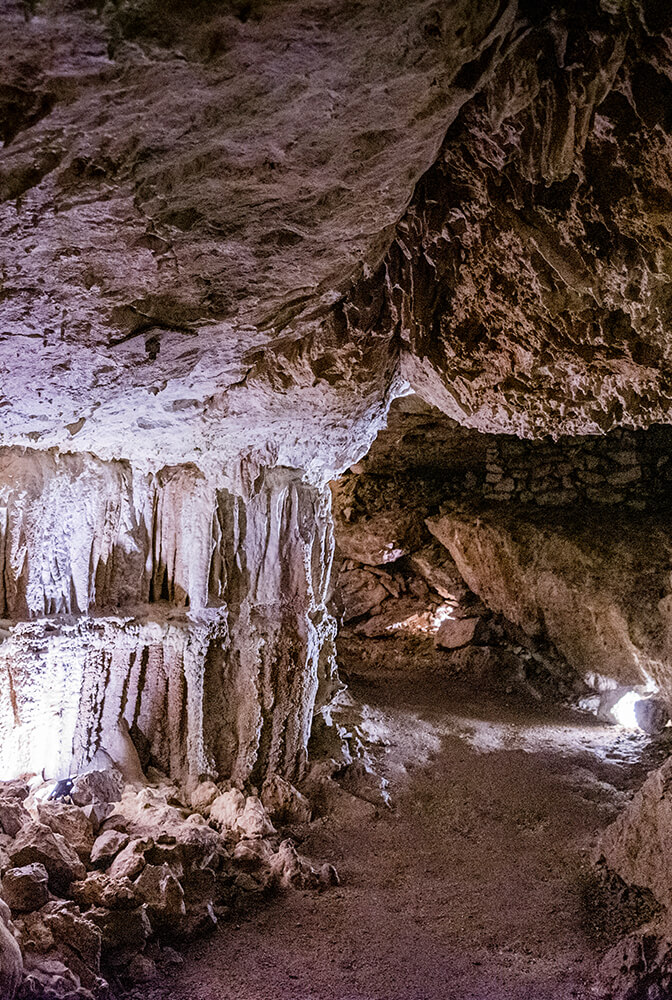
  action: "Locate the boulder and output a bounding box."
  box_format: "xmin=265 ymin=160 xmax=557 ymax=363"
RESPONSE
xmin=232 ymin=839 xmax=273 ymax=873
xmin=634 ymin=697 xmax=670 ymax=735
xmin=0 ymin=782 xmax=29 ymax=804
xmin=409 ymin=542 xmax=470 ymax=601
xmin=338 ymin=569 xmax=389 ymax=621
xmin=237 ymin=797 xmax=276 ymax=840
xmin=0 ymin=798 xmax=31 ymax=838
xmin=9 ymin=823 xmax=86 ymax=895
xmin=70 ymin=768 xmax=124 ymax=808
xmin=69 ymin=871 xmax=137 ymax=910
xmin=434 ymin=616 xmax=479 ymax=650
xmin=20 ymin=901 xmax=102 ymax=971
xmin=127 ymin=953 xmax=157 ymax=982
xmin=336 ymin=760 xmax=390 ymax=808
xmin=1 ymin=864 xmax=49 ymax=913
xmin=108 ymin=838 xmax=152 ymax=880
xmin=133 ymin=864 xmax=186 ymax=930
xmin=333 ymin=504 xmax=424 ymax=566
xmin=209 ymin=789 xmax=246 ymax=833
xmin=601 ymin=755 xmax=672 ymax=909
xmin=87 ymin=904 xmax=151 ymax=954
xmin=0 ymin=898 xmax=21 ymax=999
xmin=37 ymin=802 xmax=95 ymax=861
xmin=90 ymin=829 xmax=130 ymax=869
xmin=189 ymin=781 xmax=220 ymax=816
xmin=261 ymin=775 xmax=312 ymax=826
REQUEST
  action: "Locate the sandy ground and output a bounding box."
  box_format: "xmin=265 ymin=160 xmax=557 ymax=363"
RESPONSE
xmin=143 ymin=676 xmax=668 ymax=1000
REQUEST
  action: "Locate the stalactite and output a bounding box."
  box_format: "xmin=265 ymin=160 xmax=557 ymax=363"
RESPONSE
xmin=0 ymin=451 xmax=337 ymax=786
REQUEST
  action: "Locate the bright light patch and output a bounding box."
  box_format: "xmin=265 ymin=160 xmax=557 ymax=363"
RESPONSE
xmin=611 ymin=690 xmax=640 ymax=728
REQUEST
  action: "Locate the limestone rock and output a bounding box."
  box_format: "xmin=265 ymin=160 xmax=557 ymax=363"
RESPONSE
xmin=409 ymin=543 xmax=470 ymax=602
xmin=90 ymin=830 xmax=130 ymax=869
xmin=1 ymin=864 xmax=49 ymax=913
xmin=0 ymin=898 xmax=21 ymax=1000
xmin=189 ymin=781 xmax=220 ymax=817
xmin=20 ymin=901 xmax=102 ymax=972
xmin=601 ymin=756 xmax=672 ymax=910
xmin=37 ymin=802 xmax=95 ymax=862
xmin=269 ymin=841 xmax=316 ymax=890
xmin=9 ymin=823 xmax=86 ymax=895
xmin=69 ymin=871 xmax=137 ymax=911
xmin=108 ymin=838 xmax=152 ymax=881
xmin=0 ymin=783 xmax=29 ymax=804
xmin=335 ymin=761 xmax=390 ymax=809
xmin=261 ymin=775 xmax=312 ymax=826
xmin=70 ymin=769 xmax=124 ymax=808
xmin=236 ymin=797 xmax=276 ymax=841
xmin=333 ymin=507 xmax=424 ymax=567
xmin=427 ymin=502 xmax=672 ymax=696
xmin=0 ymin=799 xmax=30 ymax=838
xmin=208 ymin=790 xmax=246 ymax=834
xmin=87 ymin=904 xmax=151 ymax=954
xmin=634 ymin=697 xmax=670 ymax=735
xmin=338 ymin=569 xmax=389 ymax=621
xmin=133 ymin=864 xmax=186 ymax=929
xmin=434 ymin=616 xmax=480 ymax=650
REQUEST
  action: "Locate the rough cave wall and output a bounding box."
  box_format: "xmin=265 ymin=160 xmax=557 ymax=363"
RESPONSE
xmin=0 ymin=450 xmax=336 ymax=785
xmin=4 ymin=0 xmax=672 ymax=789
xmin=483 ymin=425 xmax=672 ymax=507
xmin=331 ymin=397 xmax=672 ymax=706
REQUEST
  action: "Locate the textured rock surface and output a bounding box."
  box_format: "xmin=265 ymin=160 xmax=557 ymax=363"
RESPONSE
xmin=427 ymin=501 xmax=672 ymax=696
xmin=601 ymin=755 xmax=672 ymax=910
xmin=2 ymin=0 xmax=672 ymax=795
xmin=0 ymin=454 xmax=336 ymax=784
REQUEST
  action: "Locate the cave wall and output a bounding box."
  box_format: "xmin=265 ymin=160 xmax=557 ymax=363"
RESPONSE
xmin=0 ymin=451 xmax=336 ymax=784
xmin=4 ymin=0 xmax=672 ymax=795
xmin=483 ymin=425 xmax=672 ymax=507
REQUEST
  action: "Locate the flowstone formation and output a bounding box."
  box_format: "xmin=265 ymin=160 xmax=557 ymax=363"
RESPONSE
xmin=4 ymin=0 xmax=672 ymax=995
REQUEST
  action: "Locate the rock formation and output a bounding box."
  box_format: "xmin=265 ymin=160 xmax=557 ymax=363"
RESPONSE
xmin=5 ymin=0 xmax=672 ymax=994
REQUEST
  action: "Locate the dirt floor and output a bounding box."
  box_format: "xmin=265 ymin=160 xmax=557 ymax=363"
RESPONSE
xmin=143 ymin=676 xmax=670 ymax=1000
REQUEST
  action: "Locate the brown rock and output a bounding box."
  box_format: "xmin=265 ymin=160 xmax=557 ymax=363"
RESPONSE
xmin=0 ymin=799 xmax=31 ymax=838
xmin=37 ymin=802 xmax=95 ymax=862
xmin=70 ymin=769 xmax=124 ymax=808
xmin=87 ymin=905 xmax=151 ymax=954
xmin=9 ymin=822 xmax=86 ymax=895
xmin=133 ymin=864 xmax=186 ymax=929
xmin=338 ymin=569 xmax=389 ymax=621
xmin=90 ymin=829 xmax=130 ymax=869
xmin=261 ymin=775 xmax=312 ymax=826
xmin=69 ymin=871 xmax=137 ymax=911
xmin=208 ymin=789 xmax=246 ymax=833
xmin=189 ymin=781 xmax=220 ymax=816
xmin=1 ymin=864 xmax=49 ymax=913
xmin=108 ymin=838 xmax=152 ymax=881
xmin=0 ymin=898 xmax=21 ymax=1000
xmin=434 ymin=616 xmax=479 ymax=650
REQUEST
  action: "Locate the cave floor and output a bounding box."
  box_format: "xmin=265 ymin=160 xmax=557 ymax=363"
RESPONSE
xmin=147 ymin=676 xmax=669 ymax=1000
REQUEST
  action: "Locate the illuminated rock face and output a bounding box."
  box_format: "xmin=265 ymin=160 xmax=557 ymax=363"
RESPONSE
xmin=3 ymin=0 xmax=672 ymax=789
xmin=427 ymin=502 xmax=672 ymax=695
xmin=0 ymin=452 xmax=336 ymax=783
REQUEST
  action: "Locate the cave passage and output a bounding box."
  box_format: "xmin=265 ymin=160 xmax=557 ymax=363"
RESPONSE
xmin=150 ymin=394 xmax=672 ymax=1000
xmin=162 ymin=676 xmax=663 ymax=1000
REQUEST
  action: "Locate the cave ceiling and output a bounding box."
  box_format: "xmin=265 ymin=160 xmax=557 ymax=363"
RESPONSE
xmin=1 ymin=0 xmax=672 ymax=479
